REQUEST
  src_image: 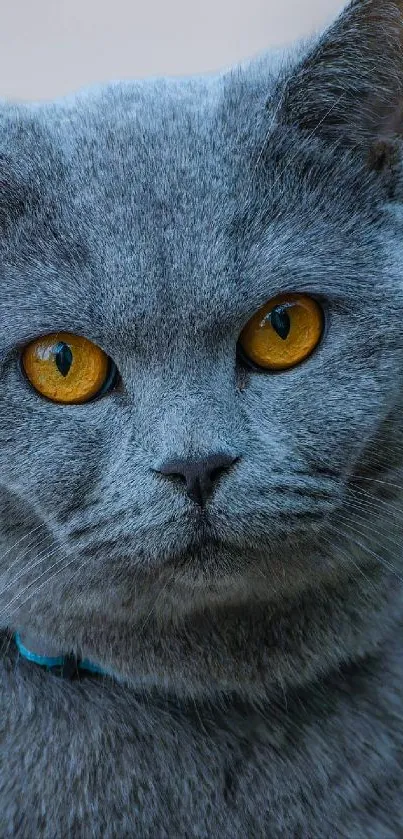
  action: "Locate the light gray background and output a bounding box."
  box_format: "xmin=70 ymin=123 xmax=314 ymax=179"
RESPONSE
xmin=1 ymin=0 xmax=345 ymax=101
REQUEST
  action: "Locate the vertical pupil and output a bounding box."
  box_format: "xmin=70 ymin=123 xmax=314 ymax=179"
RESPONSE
xmin=269 ymin=306 xmax=291 ymax=340
xmin=54 ymin=342 xmax=73 ymax=377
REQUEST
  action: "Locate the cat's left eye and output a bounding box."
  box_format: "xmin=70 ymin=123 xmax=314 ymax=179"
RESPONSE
xmin=238 ymin=293 xmax=324 ymax=372
xmin=21 ymin=332 xmax=118 ymax=404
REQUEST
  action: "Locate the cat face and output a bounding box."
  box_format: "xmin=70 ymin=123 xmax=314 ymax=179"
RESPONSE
xmin=1 ymin=0 xmax=403 ymax=637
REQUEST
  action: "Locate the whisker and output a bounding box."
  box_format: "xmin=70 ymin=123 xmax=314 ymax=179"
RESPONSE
xmin=344 ymin=494 xmax=403 ymax=525
xmin=327 ymin=521 xmax=403 ymax=585
xmin=320 ymin=529 xmax=379 ymax=594
xmin=334 ymin=509 xmax=403 ymax=556
xmin=352 ymin=476 xmax=403 ymax=491
xmin=0 ymin=537 xmax=58 ymax=598
xmin=244 ymin=86 xmax=288 ymax=200
xmin=0 ymin=479 xmax=101 ymax=609
xmin=0 ymin=521 xmax=50 ymax=581
xmin=3 ymin=549 xmax=89 ymax=625
xmin=0 ymin=547 xmax=70 ymax=622
xmin=350 ymin=483 xmax=403 ymax=515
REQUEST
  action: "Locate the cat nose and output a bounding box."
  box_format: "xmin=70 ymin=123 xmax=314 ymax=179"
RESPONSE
xmin=156 ymin=453 xmax=239 ymax=507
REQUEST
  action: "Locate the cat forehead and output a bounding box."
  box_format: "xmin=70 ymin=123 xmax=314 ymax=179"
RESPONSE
xmin=47 ymin=74 xmax=260 ymax=200
xmin=1 ymin=72 xmax=261 ymax=218
xmin=0 ymin=75 xmax=269 ymax=334
xmin=0 ymin=64 xmax=391 ymax=350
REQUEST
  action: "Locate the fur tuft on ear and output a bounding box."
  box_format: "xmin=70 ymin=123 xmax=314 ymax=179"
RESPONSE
xmin=278 ymin=0 xmax=403 ymax=171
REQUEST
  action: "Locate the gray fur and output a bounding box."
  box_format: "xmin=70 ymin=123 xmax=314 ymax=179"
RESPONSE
xmin=2 ymin=0 xmax=403 ymax=835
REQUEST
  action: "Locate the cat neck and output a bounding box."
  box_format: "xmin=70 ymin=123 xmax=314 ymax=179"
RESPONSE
xmin=12 ymin=570 xmax=401 ymax=699
xmin=14 ymin=631 xmax=109 ymax=679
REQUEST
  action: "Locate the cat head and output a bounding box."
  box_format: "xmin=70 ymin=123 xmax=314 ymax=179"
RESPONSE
xmin=1 ymin=0 xmax=403 ymax=693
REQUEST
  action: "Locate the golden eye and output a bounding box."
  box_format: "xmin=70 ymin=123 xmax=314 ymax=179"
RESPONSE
xmin=21 ymin=332 xmax=116 ymax=404
xmin=239 ymin=293 xmax=324 ymax=372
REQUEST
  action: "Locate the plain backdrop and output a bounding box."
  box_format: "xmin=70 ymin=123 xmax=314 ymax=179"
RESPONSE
xmin=1 ymin=0 xmax=346 ymax=101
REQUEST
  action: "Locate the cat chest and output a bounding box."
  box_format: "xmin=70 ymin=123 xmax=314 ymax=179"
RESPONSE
xmin=2 ymin=669 xmax=402 ymax=838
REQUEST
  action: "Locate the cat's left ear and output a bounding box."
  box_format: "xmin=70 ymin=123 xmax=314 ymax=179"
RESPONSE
xmin=279 ymin=0 xmax=403 ymax=172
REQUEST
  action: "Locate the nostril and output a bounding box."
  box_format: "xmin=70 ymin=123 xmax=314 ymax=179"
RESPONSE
xmin=209 ymin=455 xmax=240 ymax=482
xmin=210 ymin=465 xmax=227 ymax=482
xmin=166 ymin=472 xmax=187 ymax=486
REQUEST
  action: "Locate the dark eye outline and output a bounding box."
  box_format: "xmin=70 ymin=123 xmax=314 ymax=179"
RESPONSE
xmin=93 ymin=358 xmax=120 ymax=400
xmin=19 ymin=338 xmax=120 ymax=405
xmin=236 ymin=296 xmax=326 ymax=375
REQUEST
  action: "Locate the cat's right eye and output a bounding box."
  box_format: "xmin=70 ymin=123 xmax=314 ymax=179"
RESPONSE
xmin=21 ymin=332 xmax=118 ymax=404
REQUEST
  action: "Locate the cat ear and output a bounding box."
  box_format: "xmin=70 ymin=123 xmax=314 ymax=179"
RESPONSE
xmin=280 ymin=0 xmax=403 ymax=169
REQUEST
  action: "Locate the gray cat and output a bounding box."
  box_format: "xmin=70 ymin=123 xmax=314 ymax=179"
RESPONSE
xmin=1 ymin=0 xmax=403 ymax=835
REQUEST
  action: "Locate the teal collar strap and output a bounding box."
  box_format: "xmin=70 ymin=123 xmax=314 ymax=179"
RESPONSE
xmin=14 ymin=632 xmax=108 ymax=680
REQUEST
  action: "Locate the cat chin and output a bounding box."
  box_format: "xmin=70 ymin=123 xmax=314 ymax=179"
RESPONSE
xmin=44 ymin=544 xmax=338 ymax=627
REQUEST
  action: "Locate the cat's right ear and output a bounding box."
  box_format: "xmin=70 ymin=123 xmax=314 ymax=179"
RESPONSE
xmin=278 ymin=0 xmax=403 ymax=172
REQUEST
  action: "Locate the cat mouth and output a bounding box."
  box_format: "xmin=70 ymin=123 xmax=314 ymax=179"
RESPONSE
xmin=179 ymin=507 xmax=217 ymax=549
xmin=155 ymin=508 xmax=229 ymax=565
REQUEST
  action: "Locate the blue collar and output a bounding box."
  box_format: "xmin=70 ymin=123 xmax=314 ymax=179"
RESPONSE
xmin=14 ymin=632 xmax=109 ymax=679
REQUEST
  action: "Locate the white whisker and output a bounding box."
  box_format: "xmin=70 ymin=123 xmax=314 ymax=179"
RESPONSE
xmin=0 ymin=521 xmax=50 ymax=580
xmin=0 ymin=547 xmax=69 ymax=622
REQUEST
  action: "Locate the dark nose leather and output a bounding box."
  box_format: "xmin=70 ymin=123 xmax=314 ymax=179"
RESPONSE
xmin=157 ymin=453 xmax=238 ymax=507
